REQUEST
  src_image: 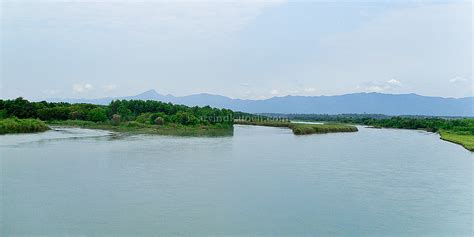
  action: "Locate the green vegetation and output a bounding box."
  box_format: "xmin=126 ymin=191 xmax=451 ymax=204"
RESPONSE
xmin=0 ymin=118 xmax=49 ymax=134
xmin=289 ymin=123 xmax=358 ymax=135
xmin=234 ymin=119 xmax=357 ymax=135
xmin=439 ymin=132 xmax=474 ymax=151
xmin=0 ymin=98 xmax=233 ymax=136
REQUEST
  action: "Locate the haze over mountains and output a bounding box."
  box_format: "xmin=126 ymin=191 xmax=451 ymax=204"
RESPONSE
xmin=48 ymin=90 xmax=473 ymax=116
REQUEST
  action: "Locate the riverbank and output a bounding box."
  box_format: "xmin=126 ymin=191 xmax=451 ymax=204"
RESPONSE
xmin=439 ymin=131 xmax=474 ymax=151
xmin=234 ymin=120 xmax=358 ymax=135
xmin=0 ymin=118 xmax=50 ymax=134
xmin=48 ymin=120 xmax=233 ymax=137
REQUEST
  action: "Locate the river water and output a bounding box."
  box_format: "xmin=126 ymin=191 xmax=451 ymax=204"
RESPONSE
xmin=1 ymin=125 xmax=472 ymax=236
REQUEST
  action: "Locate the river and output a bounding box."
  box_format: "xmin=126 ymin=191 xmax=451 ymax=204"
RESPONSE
xmin=1 ymin=125 xmax=472 ymax=236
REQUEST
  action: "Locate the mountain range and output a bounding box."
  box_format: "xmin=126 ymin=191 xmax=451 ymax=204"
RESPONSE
xmin=48 ymin=90 xmax=473 ymax=116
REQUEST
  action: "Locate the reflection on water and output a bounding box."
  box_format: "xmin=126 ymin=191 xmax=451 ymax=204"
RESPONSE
xmin=1 ymin=125 xmax=472 ymax=236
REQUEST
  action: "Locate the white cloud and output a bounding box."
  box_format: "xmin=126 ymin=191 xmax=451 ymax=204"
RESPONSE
xmin=73 ymin=83 xmax=94 ymax=93
xmin=362 ymin=86 xmax=383 ymax=92
xmin=357 ymin=79 xmax=403 ymax=93
xmin=449 ymin=76 xmax=468 ymax=83
xmin=270 ymin=89 xmax=279 ymax=95
xmin=102 ymin=84 xmax=118 ymax=92
xmin=304 ymin=87 xmax=316 ymax=92
xmin=387 ymin=79 xmax=401 ymax=86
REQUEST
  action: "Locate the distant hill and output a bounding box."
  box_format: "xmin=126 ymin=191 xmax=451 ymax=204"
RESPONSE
xmin=48 ymin=90 xmax=473 ymax=116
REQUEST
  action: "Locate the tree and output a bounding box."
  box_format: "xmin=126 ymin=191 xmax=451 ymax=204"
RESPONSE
xmin=87 ymin=108 xmax=107 ymax=122
xmin=135 ymin=112 xmax=152 ymax=123
xmin=117 ymin=104 xmax=133 ymax=121
xmin=37 ymin=107 xmax=71 ymax=121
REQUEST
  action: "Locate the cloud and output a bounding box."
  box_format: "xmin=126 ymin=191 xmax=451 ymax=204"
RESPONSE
xmin=270 ymin=89 xmax=279 ymax=95
xmin=366 ymin=86 xmax=385 ymax=92
xmin=4 ymin=0 xmax=288 ymax=43
xmin=102 ymin=84 xmax=118 ymax=92
xmin=357 ymin=79 xmax=403 ymax=92
xmin=73 ymin=83 xmax=94 ymax=93
xmin=449 ymin=76 xmax=468 ymax=83
xmin=387 ymin=79 xmax=401 ymax=86
xmin=304 ymin=87 xmax=316 ymax=92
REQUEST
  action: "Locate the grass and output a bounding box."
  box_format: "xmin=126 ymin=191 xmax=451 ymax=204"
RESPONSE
xmin=235 ymin=119 xmax=358 ymax=135
xmin=439 ymin=131 xmax=474 ymax=151
xmin=289 ymin=123 xmax=358 ymax=135
xmin=0 ymin=118 xmax=50 ymax=134
xmin=48 ymin=120 xmax=234 ymax=137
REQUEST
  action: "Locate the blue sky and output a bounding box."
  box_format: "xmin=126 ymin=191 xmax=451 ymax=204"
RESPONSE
xmin=1 ymin=0 xmax=472 ymax=100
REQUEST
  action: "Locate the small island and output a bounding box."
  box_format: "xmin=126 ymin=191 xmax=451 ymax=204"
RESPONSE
xmin=234 ymin=119 xmax=358 ymax=135
xmin=0 ymin=98 xmax=233 ymax=136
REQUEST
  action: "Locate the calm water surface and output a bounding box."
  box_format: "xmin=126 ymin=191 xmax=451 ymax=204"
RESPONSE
xmin=1 ymin=125 xmax=472 ymax=236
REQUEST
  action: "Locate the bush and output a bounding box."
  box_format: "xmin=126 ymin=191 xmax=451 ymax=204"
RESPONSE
xmin=154 ymin=117 xmax=164 ymax=125
xmin=0 ymin=109 xmax=7 ymax=119
xmin=0 ymin=118 xmax=49 ymax=134
xmin=175 ymin=111 xmax=200 ymax=126
xmin=111 ymin=114 xmax=121 ymax=126
xmin=150 ymin=112 xmax=168 ymax=124
xmin=135 ymin=112 xmax=153 ymax=124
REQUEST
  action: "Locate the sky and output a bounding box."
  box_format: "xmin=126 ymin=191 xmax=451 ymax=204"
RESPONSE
xmin=1 ymin=0 xmax=472 ymax=100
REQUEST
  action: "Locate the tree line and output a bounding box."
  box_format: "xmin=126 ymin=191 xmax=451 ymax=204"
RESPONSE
xmin=0 ymin=98 xmax=233 ymax=126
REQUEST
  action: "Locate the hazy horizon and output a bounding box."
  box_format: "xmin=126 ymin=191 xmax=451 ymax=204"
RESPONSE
xmin=33 ymin=89 xmax=474 ymax=101
xmin=1 ymin=0 xmax=472 ymax=100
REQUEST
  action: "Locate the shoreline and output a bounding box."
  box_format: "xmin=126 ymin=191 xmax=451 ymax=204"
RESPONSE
xmin=439 ymin=132 xmax=474 ymax=151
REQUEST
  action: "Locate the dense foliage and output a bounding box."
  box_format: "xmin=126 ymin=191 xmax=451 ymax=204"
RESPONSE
xmin=108 ymin=100 xmax=233 ymax=126
xmin=0 ymin=98 xmax=233 ymax=127
xmin=359 ymin=117 xmax=474 ymax=134
xmin=0 ymin=118 xmax=49 ymax=134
